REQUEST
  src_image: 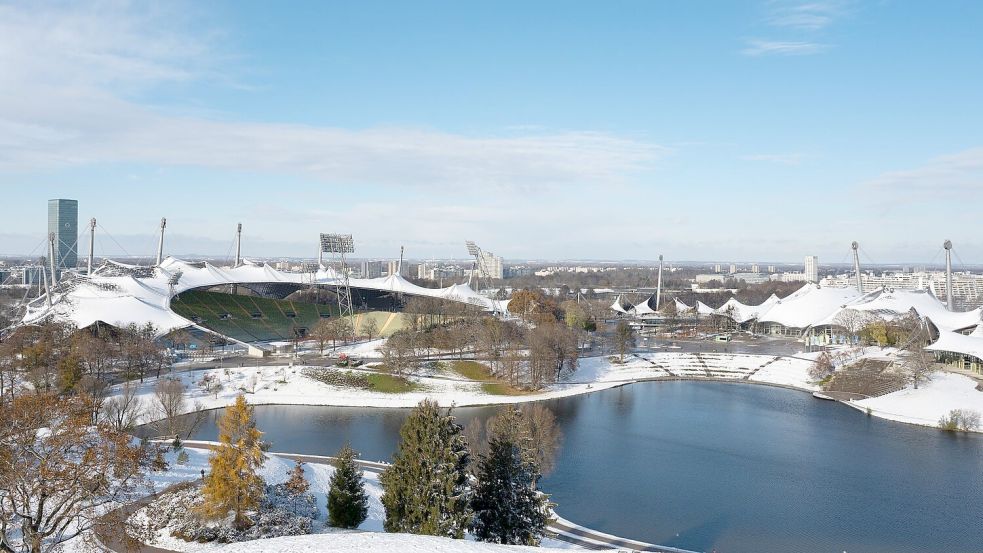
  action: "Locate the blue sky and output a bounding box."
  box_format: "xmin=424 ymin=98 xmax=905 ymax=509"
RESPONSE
xmin=1 ymin=0 xmax=981 ymax=263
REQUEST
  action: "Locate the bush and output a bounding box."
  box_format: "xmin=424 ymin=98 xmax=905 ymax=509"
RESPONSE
xmin=938 ymin=409 xmax=982 ymax=432
xmin=301 ymin=368 xmax=371 ymax=389
xmin=136 ymin=484 xmax=316 ymax=545
xmin=809 ymin=352 xmax=835 ymax=382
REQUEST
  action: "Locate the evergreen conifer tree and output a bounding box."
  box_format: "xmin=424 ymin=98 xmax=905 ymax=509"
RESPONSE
xmin=327 ymin=444 xmax=369 ymax=528
xmin=200 ymin=395 xmax=266 ymax=529
xmin=380 ymin=399 xmax=471 ymax=538
xmin=470 ymin=407 xmax=553 ymax=545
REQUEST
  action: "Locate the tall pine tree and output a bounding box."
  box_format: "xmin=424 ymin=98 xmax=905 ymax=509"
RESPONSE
xmin=200 ymin=395 xmax=266 ymax=529
xmin=470 ymin=407 xmax=553 ymax=545
xmin=327 ymin=443 xmax=369 ymax=528
xmin=380 ymin=399 xmax=472 ymax=538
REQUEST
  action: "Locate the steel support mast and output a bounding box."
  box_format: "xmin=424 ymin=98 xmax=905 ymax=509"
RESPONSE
xmin=87 ymin=218 xmax=96 ymax=275
xmin=655 ymin=254 xmax=664 ymax=311
xmin=944 ymin=239 xmax=954 ymax=311
xmin=321 ymin=233 xmax=356 ymax=341
xmin=851 ymin=241 xmax=862 ymax=293
xmin=48 ymin=232 xmax=58 ymax=287
xmin=155 ymin=217 xmax=167 ymax=266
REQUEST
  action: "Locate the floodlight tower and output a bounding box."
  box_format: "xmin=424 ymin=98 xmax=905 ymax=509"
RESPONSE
xmin=465 ymin=240 xmax=491 ymax=293
xmin=851 ymin=241 xmax=862 ymax=293
xmin=321 ymin=233 xmax=356 ymax=341
xmin=87 ymin=218 xmax=96 ymax=275
xmin=944 ymin=239 xmax=954 ymax=311
xmin=155 ymin=217 xmax=167 ymax=266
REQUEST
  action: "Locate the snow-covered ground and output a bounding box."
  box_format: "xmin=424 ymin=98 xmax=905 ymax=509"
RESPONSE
xmin=853 ymin=371 xmax=983 ymax=429
xmin=206 ymin=533 xmax=572 ymax=553
xmin=123 ymin=352 xmax=820 ymax=427
xmin=117 ymin=345 xmax=983 ymax=434
xmin=129 ymin=447 xmax=583 ymax=553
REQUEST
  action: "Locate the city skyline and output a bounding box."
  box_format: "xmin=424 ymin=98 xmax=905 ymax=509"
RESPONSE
xmin=1 ymin=1 xmax=982 ymax=262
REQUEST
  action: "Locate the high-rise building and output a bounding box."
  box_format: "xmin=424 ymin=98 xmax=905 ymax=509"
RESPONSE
xmin=48 ymin=199 xmax=79 ymax=271
xmin=804 ymin=255 xmax=819 ymax=283
xmin=751 ymin=264 xmax=760 ymax=273
xmin=729 ymin=264 xmax=737 ymax=274
xmin=386 ymin=260 xmax=401 ymax=277
xmin=477 ymin=250 xmax=504 ymax=280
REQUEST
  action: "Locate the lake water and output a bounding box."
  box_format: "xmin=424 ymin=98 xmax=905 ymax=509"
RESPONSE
xmin=184 ymin=382 xmax=983 ymax=553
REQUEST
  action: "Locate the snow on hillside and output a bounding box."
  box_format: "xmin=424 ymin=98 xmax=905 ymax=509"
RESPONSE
xmin=119 ymin=352 xmax=822 ymax=426
xmin=853 ymin=372 xmax=983 ymax=428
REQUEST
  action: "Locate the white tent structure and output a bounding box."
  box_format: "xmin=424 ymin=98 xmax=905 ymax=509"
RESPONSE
xmin=18 ymin=257 xmax=506 ymax=339
xmin=631 ymin=295 xmax=658 ymax=317
xmin=674 ymin=298 xmax=694 ymax=314
xmin=696 ymin=301 xmax=716 ymax=316
xmin=610 ymin=295 xmax=632 ymax=315
xmin=713 ymin=294 xmax=781 ymax=325
xmin=755 ymin=284 xmax=867 ymax=335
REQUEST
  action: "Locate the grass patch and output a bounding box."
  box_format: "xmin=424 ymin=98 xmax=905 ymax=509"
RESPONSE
xmin=302 ymin=367 xmax=420 ymax=394
xmin=449 ymin=360 xmax=491 ymax=380
xmin=365 ymin=373 xmax=421 ymax=394
xmin=449 ymin=360 xmax=533 ymax=396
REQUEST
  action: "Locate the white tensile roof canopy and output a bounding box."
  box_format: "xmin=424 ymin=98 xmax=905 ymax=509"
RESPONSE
xmin=19 ymin=257 xmax=504 ymax=338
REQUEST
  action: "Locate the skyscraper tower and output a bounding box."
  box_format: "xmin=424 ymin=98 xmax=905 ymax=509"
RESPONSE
xmin=804 ymin=255 xmax=819 ymax=283
xmin=47 ymin=199 xmax=78 ymax=271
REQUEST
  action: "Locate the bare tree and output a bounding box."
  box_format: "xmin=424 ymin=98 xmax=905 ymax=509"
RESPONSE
xmin=896 ymin=317 xmax=937 ymax=389
xmin=309 ymin=319 xmax=334 ymax=354
xmin=363 ymin=317 xmax=380 ymax=341
xmin=612 ymin=320 xmax=635 ymax=363
xmin=0 ymin=393 xmax=147 ymax=553
xmin=809 ymin=351 xmax=835 ymax=382
xmin=103 ymin=381 xmax=145 ymax=432
xmin=151 ymin=378 xmax=205 ymax=438
xmin=380 ymin=331 xmax=416 ymax=376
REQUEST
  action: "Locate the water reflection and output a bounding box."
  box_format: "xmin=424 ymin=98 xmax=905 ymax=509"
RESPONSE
xmin=177 ymin=382 xmax=983 ymax=553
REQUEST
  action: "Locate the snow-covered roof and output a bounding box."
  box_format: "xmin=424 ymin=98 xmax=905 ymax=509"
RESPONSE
xmin=927 ymin=328 xmax=983 ymax=361
xmin=714 ymin=294 xmax=781 ymax=324
xmin=610 ymin=295 xmax=632 ymax=314
xmin=632 ymin=295 xmax=657 ymax=316
xmin=20 ymin=257 xmax=503 ymax=337
xmin=813 ymin=288 xmax=981 ymax=333
xmin=757 ymin=284 xmax=866 ymax=330
xmin=696 ymin=301 xmax=715 ymax=316
xmin=674 ymin=298 xmax=693 ymax=313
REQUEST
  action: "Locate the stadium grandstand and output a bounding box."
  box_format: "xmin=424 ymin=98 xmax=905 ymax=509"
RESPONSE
xmin=11 ymin=256 xmax=505 ymax=349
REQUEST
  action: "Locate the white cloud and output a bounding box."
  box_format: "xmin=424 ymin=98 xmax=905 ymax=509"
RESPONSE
xmin=0 ymin=2 xmax=666 ymax=190
xmin=742 ymin=39 xmax=828 ymax=56
xmin=763 ymin=1 xmax=849 ymax=31
xmin=865 ymin=147 xmax=983 ymax=194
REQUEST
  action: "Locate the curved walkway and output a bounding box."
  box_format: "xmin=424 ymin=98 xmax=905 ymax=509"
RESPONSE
xmin=98 ymin=441 xmax=697 ymax=553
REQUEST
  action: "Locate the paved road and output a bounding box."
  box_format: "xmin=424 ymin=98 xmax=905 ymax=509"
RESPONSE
xmin=98 ymin=440 xmax=697 ymax=553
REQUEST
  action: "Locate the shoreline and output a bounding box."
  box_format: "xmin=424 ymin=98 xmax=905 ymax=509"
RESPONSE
xmin=123 ymin=347 xmax=983 ymax=436
xmin=137 ymin=371 xmax=983 ymax=436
